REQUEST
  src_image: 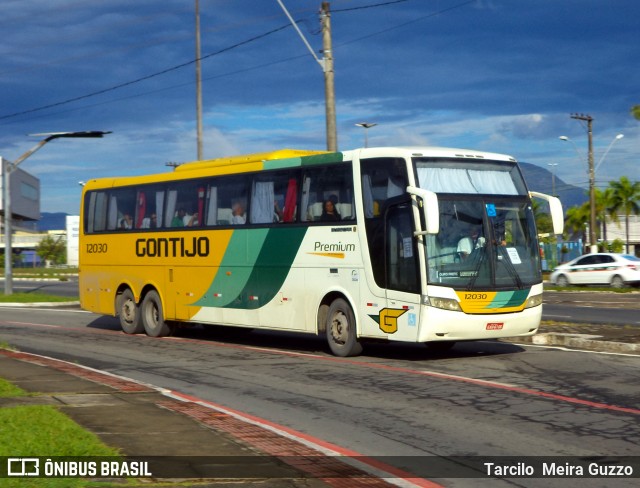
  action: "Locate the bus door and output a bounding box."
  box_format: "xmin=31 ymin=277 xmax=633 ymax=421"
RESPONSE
xmin=380 ymin=199 xmax=422 ymax=341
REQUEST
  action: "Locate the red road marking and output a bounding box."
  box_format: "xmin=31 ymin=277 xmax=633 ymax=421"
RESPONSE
xmin=3 ymin=318 xmax=640 ymax=417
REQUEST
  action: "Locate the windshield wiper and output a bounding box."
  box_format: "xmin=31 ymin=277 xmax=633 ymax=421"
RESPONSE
xmin=496 ymin=245 xmax=523 ymax=289
xmin=466 ymin=247 xmax=486 ymax=291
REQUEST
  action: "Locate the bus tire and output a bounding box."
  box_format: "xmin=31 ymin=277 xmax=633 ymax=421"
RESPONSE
xmin=141 ymin=290 xmax=173 ymax=337
xmin=117 ymin=289 xmax=144 ymax=334
xmin=326 ymin=298 xmax=362 ymax=357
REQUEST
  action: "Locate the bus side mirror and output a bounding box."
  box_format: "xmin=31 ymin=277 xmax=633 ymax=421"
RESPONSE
xmin=406 ymin=186 xmax=439 ymax=235
xmin=529 ymin=191 xmax=564 ymax=235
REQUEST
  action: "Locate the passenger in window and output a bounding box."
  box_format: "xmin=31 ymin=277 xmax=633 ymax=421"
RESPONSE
xmin=231 ymin=202 xmax=246 ymax=224
xmin=185 ymin=211 xmax=198 ymax=227
xmin=141 ymin=213 xmax=158 ymax=229
xmin=273 ymin=200 xmax=283 ymax=222
xmin=171 ymin=208 xmax=186 ymax=227
xmin=320 ymin=199 xmax=341 ymax=221
xmin=119 ymin=213 xmax=133 ymax=229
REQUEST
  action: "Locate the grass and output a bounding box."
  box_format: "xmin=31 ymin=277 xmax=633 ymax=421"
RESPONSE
xmin=0 ymin=377 xmax=26 ymax=398
xmin=0 ymin=369 xmax=149 ymax=487
xmin=544 ymin=284 xmax=639 ymax=293
xmin=0 ymin=382 xmax=124 ymax=487
xmin=0 ymin=406 xmax=120 ymax=458
xmin=0 ymin=293 xmax=78 ymax=303
xmin=0 ymin=267 xmax=78 ymax=279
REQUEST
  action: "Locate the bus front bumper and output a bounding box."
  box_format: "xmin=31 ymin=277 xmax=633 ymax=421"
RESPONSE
xmin=418 ymin=305 xmax=542 ymax=343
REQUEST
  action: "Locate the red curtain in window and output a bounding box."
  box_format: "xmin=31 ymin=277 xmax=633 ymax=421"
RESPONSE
xmin=197 ymin=187 xmax=205 ymax=226
xmin=283 ymin=178 xmax=297 ymax=222
xmin=136 ymin=192 xmax=146 ymax=228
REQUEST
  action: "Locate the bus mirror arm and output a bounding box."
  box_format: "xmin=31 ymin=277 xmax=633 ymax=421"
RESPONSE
xmin=406 ymin=186 xmax=439 ymax=235
xmin=529 ymin=191 xmax=564 ymax=235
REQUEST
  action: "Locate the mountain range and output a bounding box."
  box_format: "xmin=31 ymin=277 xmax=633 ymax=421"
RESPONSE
xmin=519 ymin=162 xmax=587 ymax=210
xmin=36 ymin=164 xmax=587 ymax=231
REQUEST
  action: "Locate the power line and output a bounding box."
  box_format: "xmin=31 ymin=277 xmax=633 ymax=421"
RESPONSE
xmin=332 ymin=0 xmax=411 ymax=13
xmin=0 ymin=23 xmax=291 ymax=122
xmin=335 ymin=0 xmax=476 ymax=47
xmin=1 ymin=0 xmax=474 ymax=123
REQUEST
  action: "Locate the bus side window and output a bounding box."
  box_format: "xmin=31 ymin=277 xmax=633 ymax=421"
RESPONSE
xmin=250 ymin=170 xmax=299 ymax=224
xmin=360 ymin=158 xmax=407 ymax=219
xmin=301 ymin=163 xmax=353 ymax=223
xmin=85 ymin=191 xmax=109 ymax=233
xmin=216 ymin=175 xmax=249 ymax=226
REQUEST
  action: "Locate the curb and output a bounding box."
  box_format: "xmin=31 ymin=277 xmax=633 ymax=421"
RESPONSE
xmin=0 ymin=301 xmax=80 ymax=308
xmin=505 ymin=333 xmax=640 ymax=355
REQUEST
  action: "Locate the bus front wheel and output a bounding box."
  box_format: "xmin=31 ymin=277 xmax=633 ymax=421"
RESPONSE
xmin=141 ymin=290 xmax=173 ymax=337
xmin=326 ymin=298 xmax=362 ymax=357
xmin=117 ymin=289 xmax=144 ymax=334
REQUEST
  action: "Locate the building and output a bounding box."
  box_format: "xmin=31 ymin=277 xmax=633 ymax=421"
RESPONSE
xmin=605 ymin=214 xmax=640 ymax=255
xmin=0 ymin=164 xmax=40 ymax=227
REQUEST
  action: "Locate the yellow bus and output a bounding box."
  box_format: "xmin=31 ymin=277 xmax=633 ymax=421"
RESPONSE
xmin=80 ymin=147 xmax=563 ymax=356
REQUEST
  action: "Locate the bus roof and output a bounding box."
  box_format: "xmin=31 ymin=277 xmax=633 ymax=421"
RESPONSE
xmin=82 ymin=146 xmax=517 ymax=191
xmin=343 ymin=146 xmax=517 ymax=163
xmin=175 ymin=148 xmax=329 ymax=172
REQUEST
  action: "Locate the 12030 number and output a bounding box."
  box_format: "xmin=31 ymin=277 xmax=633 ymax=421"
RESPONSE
xmin=464 ymin=293 xmax=487 ymax=300
xmin=86 ymin=243 xmax=108 ymax=254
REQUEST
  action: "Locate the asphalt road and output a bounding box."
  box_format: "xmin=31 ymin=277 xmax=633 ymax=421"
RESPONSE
xmin=542 ymin=290 xmax=640 ymax=325
xmin=1 ymin=307 xmax=638 ymax=487
xmin=3 ymin=277 xmax=79 ymax=298
xmin=7 ymin=279 xmax=639 ymax=326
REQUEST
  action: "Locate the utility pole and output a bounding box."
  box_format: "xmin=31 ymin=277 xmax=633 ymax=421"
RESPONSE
xmin=320 ymin=2 xmax=337 ymax=152
xmin=571 ymin=113 xmax=596 ymax=253
xmin=195 ymin=0 xmax=204 ymax=160
xmin=277 ymin=1 xmax=337 ymax=151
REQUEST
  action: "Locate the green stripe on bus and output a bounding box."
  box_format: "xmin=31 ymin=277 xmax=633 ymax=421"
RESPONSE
xmin=231 ymin=226 xmax=308 ymax=309
xmin=262 ymin=152 xmax=344 ymax=170
xmin=263 ymin=157 xmax=304 ymax=170
xmin=300 ymin=152 xmax=343 ymax=166
xmin=487 ymin=289 xmax=529 ymax=309
xmin=193 ymin=229 xmax=269 ymax=308
xmin=193 ymin=227 xmax=307 ymax=309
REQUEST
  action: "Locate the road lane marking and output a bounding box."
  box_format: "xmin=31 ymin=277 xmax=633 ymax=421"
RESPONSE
xmin=3 ymin=318 xmax=640 ymax=417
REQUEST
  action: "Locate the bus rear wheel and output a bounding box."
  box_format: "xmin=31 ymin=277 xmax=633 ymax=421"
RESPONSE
xmin=117 ymin=289 xmax=144 ymax=334
xmin=141 ymin=290 xmax=173 ymax=337
xmin=326 ymin=298 xmax=362 ymax=357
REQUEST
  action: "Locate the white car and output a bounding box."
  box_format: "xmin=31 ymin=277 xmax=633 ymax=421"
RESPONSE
xmin=550 ymin=253 xmax=640 ymax=288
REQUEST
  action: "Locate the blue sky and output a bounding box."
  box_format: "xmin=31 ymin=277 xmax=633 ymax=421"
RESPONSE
xmin=1 ymin=0 xmax=638 ymax=214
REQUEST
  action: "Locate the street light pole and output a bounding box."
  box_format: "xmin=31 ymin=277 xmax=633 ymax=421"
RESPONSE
xmin=595 ymin=134 xmax=624 ymax=174
xmin=547 ymin=163 xmax=557 ymax=196
xmin=2 ymin=131 xmax=110 ymax=295
xmin=355 ymin=123 xmax=377 ymax=148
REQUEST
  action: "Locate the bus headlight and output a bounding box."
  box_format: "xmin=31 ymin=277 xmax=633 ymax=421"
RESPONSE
xmin=428 ymin=296 xmax=462 ymax=312
xmin=524 ymin=294 xmax=543 ymax=309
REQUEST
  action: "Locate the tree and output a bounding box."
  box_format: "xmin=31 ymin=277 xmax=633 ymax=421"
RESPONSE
xmin=594 ymin=187 xmax=616 ymax=243
xmin=564 ymin=204 xmax=589 ymax=252
xmin=36 ymin=235 xmax=66 ymax=266
xmin=607 ymin=176 xmax=640 ymax=254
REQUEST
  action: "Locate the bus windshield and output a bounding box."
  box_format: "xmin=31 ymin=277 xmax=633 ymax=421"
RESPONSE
xmin=414 ymin=159 xmax=541 ymax=290
xmin=424 ymin=198 xmax=541 ymax=290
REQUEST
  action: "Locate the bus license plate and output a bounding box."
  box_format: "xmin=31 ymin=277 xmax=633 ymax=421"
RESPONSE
xmin=486 ymin=322 xmax=504 ymax=330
